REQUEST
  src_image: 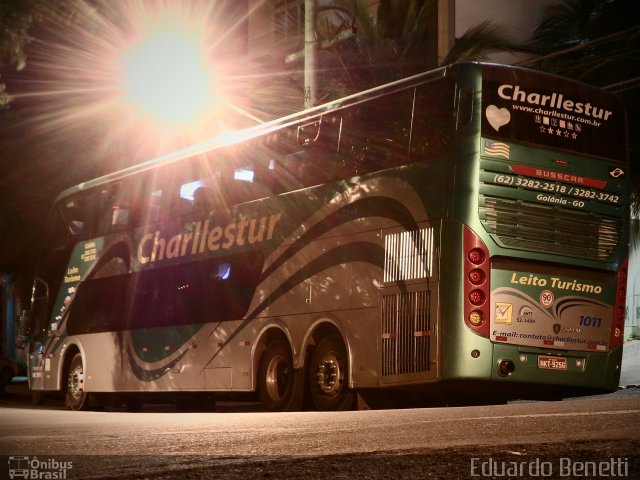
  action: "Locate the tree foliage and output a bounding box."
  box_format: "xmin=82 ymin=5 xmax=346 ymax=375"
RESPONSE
xmin=310 ymin=0 xmax=520 ymax=101
xmin=523 ymin=0 xmax=640 ymax=235
xmin=0 ymin=0 xmax=74 ymax=107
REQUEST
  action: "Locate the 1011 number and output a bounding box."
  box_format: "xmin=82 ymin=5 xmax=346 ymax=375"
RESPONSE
xmin=579 ymin=316 xmax=602 ymax=327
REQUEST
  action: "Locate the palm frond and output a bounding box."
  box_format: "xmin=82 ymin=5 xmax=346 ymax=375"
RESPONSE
xmin=441 ymin=20 xmax=521 ymax=65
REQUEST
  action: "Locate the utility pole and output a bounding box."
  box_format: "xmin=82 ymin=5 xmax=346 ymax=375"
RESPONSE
xmin=304 ymin=0 xmax=318 ymax=109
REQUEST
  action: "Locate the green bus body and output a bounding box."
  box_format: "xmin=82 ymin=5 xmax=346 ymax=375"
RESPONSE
xmin=25 ymin=63 xmax=629 ymax=410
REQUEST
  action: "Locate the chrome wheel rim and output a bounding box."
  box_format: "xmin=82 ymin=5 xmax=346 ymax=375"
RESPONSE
xmin=265 ymin=354 xmax=289 ymax=402
xmin=316 ymin=352 xmax=343 ymax=397
xmin=68 ymin=365 xmax=84 ymax=400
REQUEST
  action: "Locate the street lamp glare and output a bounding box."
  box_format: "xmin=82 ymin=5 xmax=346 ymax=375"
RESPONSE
xmin=121 ymin=25 xmax=216 ymax=127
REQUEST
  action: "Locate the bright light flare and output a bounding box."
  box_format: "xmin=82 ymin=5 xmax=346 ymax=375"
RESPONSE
xmin=120 ymin=22 xmax=216 ymax=127
xmin=8 ymin=1 xmax=267 ymax=162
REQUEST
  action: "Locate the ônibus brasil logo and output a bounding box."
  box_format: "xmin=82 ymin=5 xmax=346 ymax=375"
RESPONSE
xmin=8 ymin=456 xmax=73 ymax=479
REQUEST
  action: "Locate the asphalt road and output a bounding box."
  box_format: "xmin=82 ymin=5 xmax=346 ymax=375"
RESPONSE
xmin=1 ymin=388 xmax=639 ymax=479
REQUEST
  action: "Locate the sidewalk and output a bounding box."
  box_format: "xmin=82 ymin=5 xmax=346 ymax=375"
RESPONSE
xmin=620 ymin=339 xmax=640 ymax=387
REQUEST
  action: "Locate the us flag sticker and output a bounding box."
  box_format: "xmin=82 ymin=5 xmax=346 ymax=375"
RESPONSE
xmin=484 ymin=139 xmax=510 ymax=159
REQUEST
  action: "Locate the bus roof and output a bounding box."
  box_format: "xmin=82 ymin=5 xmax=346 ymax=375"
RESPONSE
xmin=53 ymin=61 xmax=623 ymax=204
xmin=55 ymin=64 xmax=453 ymax=204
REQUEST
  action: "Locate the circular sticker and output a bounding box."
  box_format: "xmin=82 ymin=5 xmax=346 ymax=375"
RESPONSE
xmin=540 ymin=290 xmax=554 ymax=308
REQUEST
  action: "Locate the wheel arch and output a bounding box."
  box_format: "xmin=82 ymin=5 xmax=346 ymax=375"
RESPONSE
xmin=301 ymin=318 xmax=352 ymax=387
xmin=251 ymin=322 xmax=294 ymax=391
xmin=57 ymin=342 xmax=83 ymax=393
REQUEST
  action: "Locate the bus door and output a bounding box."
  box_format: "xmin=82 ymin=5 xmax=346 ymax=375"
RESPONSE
xmin=29 ymin=197 xmax=92 ymax=391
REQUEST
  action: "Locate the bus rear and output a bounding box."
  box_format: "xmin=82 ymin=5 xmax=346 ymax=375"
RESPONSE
xmin=450 ymin=63 xmax=628 ymax=395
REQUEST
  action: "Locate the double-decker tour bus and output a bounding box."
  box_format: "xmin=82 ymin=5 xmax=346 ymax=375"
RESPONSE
xmin=21 ymin=62 xmax=629 ymax=411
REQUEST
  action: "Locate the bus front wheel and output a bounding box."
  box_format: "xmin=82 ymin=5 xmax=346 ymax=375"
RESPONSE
xmin=257 ymin=340 xmax=304 ymax=412
xmin=65 ymin=353 xmax=89 ymax=411
xmin=309 ymin=336 xmax=353 ymax=411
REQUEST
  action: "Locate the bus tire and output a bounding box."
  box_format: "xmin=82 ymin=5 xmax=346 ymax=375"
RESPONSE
xmin=65 ymin=353 xmax=90 ymax=411
xmin=31 ymin=391 xmax=46 ymax=405
xmin=257 ymin=340 xmax=304 ymax=412
xmin=309 ymin=335 xmax=353 ymax=411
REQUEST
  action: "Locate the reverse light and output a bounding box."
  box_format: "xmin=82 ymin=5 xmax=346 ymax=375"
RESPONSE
xmin=469 ymin=311 xmax=484 ymax=327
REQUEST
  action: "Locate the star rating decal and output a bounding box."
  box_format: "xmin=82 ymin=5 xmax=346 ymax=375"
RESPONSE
xmin=533 ymin=114 xmax=583 ymax=141
xmin=538 ymin=125 xmax=579 ymax=140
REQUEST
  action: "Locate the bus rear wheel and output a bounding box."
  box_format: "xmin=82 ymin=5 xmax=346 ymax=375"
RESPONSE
xmin=257 ymin=340 xmax=304 ymax=412
xmin=65 ymin=353 xmax=89 ymax=411
xmin=309 ymin=336 xmax=353 ymax=411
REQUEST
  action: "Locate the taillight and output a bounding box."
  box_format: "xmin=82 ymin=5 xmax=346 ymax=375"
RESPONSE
xmin=464 ymin=226 xmax=490 ymax=336
xmin=610 ymin=257 xmax=628 ymax=349
xmin=469 ymin=289 xmax=486 ymax=306
xmin=468 ymin=248 xmax=486 ymax=265
xmin=468 ymin=269 xmax=486 ymax=285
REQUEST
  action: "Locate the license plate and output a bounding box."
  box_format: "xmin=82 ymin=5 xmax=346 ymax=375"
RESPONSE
xmin=538 ymin=355 xmax=567 ymax=370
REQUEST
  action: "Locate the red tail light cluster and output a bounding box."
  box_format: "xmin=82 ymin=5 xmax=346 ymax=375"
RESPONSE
xmin=464 ymin=226 xmax=490 ymax=337
xmin=610 ymin=257 xmax=628 ymax=349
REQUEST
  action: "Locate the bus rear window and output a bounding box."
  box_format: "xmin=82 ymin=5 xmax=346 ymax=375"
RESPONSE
xmin=481 ymin=65 xmax=627 ymax=162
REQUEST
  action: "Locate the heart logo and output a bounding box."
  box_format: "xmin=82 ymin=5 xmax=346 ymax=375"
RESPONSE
xmin=486 ymin=105 xmax=511 ymax=131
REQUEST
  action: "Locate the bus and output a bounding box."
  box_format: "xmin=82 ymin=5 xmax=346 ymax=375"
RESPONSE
xmin=21 ymin=62 xmax=629 ymax=411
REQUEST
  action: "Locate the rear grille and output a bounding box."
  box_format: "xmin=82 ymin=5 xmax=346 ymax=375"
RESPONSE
xmin=480 ymin=196 xmax=621 ymax=260
xmin=381 ymin=290 xmax=431 ymax=376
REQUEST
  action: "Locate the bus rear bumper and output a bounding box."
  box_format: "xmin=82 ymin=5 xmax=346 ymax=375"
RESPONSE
xmin=489 ymin=343 xmax=622 ymax=394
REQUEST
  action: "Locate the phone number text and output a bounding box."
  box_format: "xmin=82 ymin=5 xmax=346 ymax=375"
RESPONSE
xmin=492 ymin=174 xmax=620 ymax=205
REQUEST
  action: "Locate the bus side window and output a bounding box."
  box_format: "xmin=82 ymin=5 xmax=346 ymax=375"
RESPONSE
xmin=192 ymin=186 xmax=218 ymax=213
xmin=96 ymin=185 xmax=125 ymax=235
xmin=95 ymin=180 xmax=162 ymax=234
xmin=268 ymin=120 xmax=339 ymax=192
xmin=146 ymin=189 xmax=163 ymax=225
xmin=410 ymin=77 xmax=455 ymax=161
xmin=338 ymin=90 xmax=413 ymax=176
xmin=61 ymin=198 xmax=91 ymax=239
xmin=180 ymin=175 xmax=223 ymax=215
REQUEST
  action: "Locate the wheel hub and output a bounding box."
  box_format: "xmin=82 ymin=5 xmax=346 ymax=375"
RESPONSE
xmin=316 ymin=352 xmax=342 ymax=396
xmin=68 ymin=366 xmax=84 ymax=400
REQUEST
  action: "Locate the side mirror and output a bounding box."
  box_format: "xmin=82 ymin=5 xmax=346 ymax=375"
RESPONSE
xmin=19 ymin=309 xmax=33 ymax=338
xmin=26 ymin=276 xmax=49 ymax=339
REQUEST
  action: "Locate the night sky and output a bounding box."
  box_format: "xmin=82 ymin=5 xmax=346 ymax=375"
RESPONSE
xmin=0 ymin=1 xmax=250 ymax=287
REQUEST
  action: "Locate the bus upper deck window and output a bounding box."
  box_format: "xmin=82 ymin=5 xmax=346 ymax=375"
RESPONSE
xmin=62 ymin=200 xmax=88 ymax=237
xmin=111 ymin=205 xmax=129 ymax=227
xmin=193 ymin=187 xmax=219 ymax=213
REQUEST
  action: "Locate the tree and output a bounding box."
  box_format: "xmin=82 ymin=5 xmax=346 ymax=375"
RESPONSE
xmin=0 ymin=0 xmax=75 ymax=107
xmin=311 ymin=0 xmax=522 ymax=100
xmin=522 ymin=0 xmax=640 ymax=237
